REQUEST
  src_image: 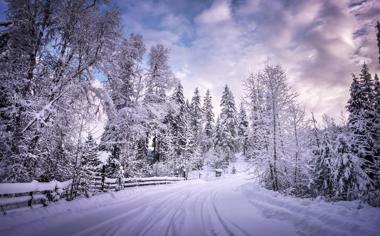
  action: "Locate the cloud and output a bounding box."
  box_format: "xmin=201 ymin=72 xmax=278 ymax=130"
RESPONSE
xmin=116 ymin=0 xmax=380 ymax=120
xmin=195 ymin=0 xmax=231 ymax=25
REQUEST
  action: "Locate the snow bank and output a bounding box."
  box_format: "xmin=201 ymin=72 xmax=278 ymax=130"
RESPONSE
xmin=0 ymin=180 xmax=72 ymax=195
xmin=240 ymin=182 xmax=380 ymax=236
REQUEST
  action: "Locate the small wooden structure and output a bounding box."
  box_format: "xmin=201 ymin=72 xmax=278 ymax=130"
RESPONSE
xmin=215 ymin=169 xmax=223 ymax=177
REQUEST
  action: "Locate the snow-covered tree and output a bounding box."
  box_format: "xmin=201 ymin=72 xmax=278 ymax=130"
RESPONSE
xmin=170 ymin=83 xmax=188 ymax=161
xmin=0 ymin=0 xmax=120 ymax=182
xmin=333 ymin=134 xmax=371 ymax=201
xmin=347 ymin=64 xmax=377 ymax=184
xmin=144 ymin=44 xmax=175 ymax=103
xmin=310 ymin=133 xmax=335 ymax=198
xmin=289 ymin=104 xmax=307 ymax=191
xmin=245 ymin=76 xmax=268 ymax=161
xmin=218 ymin=85 xmax=238 ymax=162
xmin=237 ymin=102 xmax=249 ymax=155
xmin=190 ymin=88 xmax=203 ymax=144
xmin=374 ymin=74 xmax=380 ymax=177
xmin=376 ymin=21 xmax=380 ymax=64
xmin=201 ymin=89 xmax=215 ymax=154
xmin=78 ymin=134 xmax=102 ymax=197
xmin=244 ymin=65 xmax=297 ymax=191
xmin=106 ymin=34 xmax=146 ymax=109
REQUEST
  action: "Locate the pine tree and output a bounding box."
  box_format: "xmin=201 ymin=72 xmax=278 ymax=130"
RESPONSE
xmin=214 ymin=116 xmax=222 ymax=150
xmin=372 ymin=74 xmax=380 ymax=200
xmin=237 ymin=102 xmax=249 ymax=155
xmin=347 ymin=64 xmax=376 ymax=182
xmin=376 ymin=21 xmax=380 ymax=64
xmin=201 ymin=89 xmax=215 ymax=154
xmin=213 ymin=116 xmax=225 ymax=168
xmin=219 ymin=85 xmax=238 ymax=161
xmin=190 ymin=88 xmax=203 ymax=144
xmin=171 ymin=83 xmax=187 ymax=159
xmin=374 ymin=75 xmax=380 ymax=171
xmin=161 ymin=110 xmax=176 ymax=165
xmin=311 ymin=133 xmax=334 ymax=198
xmin=333 ymin=134 xmax=371 ymax=201
xmin=246 ymin=78 xmax=267 ymax=160
xmin=79 ymin=134 xmax=102 ymax=197
xmin=104 ymin=144 xmax=122 ymax=178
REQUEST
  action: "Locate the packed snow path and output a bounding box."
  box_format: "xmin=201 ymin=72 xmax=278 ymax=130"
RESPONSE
xmin=1 ymin=174 xmax=380 ymax=236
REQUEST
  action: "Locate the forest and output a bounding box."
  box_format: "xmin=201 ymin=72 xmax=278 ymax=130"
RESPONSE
xmin=0 ymin=0 xmax=379 ymax=208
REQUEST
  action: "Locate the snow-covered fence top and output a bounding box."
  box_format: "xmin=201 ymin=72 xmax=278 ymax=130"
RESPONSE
xmin=0 ymin=180 xmax=72 ymax=214
xmin=101 ymin=176 xmax=185 ymax=191
xmin=0 ymin=180 xmax=72 ymax=195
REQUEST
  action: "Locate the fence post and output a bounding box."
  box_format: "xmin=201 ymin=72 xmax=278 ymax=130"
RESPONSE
xmin=101 ymin=166 xmax=106 ymax=192
xmin=28 ymin=192 xmax=33 ymax=207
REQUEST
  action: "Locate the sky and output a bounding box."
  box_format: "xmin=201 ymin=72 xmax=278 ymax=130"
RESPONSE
xmin=115 ymin=0 xmax=380 ymax=121
xmin=0 ymin=0 xmax=378 ymax=122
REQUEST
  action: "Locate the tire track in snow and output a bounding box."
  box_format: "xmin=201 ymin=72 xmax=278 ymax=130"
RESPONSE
xmin=209 ymin=180 xmax=251 ymax=236
xmin=45 ymin=184 xmax=198 ymax=236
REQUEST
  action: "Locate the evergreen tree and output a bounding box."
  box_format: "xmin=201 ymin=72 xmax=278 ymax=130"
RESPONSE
xmin=310 ymin=133 xmax=334 ymax=198
xmin=161 ymin=110 xmax=176 ymax=165
xmin=237 ymin=102 xmax=249 ymax=155
xmin=374 ymin=74 xmax=380 ymax=171
xmin=333 ymin=134 xmax=371 ymax=201
xmin=246 ymin=79 xmax=267 ymax=160
xmin=347 ymin=64 xmax=376 ymax=182
xmin=201 ymin=89 xmax=215 ymax=154
xmin=376 ymin=21 xmax=380 ymax=64
xmin=219 ymin=85 xmax=238 ymax=161
xmin=171 ymin=83 xmax=187 ymax=159
xmin=190 ymin=88 xmax=203 ymax=144
xmin=214 ymin=116 xmax=222 ymax=150
xmin=78 ymin=134 xmax=102 ymax=196
xmin=104 ymin=144 xmax=122 ymax=178
xmin=213 ymin=116 xmax=225 ymax=168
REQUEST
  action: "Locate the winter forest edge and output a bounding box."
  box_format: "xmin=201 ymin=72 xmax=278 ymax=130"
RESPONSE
xmin=0 ymin=0 xmax=379 ymax=208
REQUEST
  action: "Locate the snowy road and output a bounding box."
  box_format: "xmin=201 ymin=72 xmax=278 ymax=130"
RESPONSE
xmin=1 ymin=174 xmax=380 ymax=236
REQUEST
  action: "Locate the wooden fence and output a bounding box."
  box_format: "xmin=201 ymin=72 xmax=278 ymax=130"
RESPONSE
xmin=0 ymin=176 xmax=184 ymax=214
xmin=0 ymin=180 xmax=72 ymax=214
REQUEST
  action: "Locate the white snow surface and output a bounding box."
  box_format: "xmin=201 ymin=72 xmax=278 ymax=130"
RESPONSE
xmin=0 ymin=180 xmax=72 ymax=195
xmin=1 ymin=172 xmax=380 ymax=236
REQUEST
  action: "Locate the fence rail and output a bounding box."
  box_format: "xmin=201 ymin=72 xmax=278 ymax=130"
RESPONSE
xmin=98 ymin=176 xmax=184 ymax=191
xmin=0 ymin=180 xmax=72 ymax=214
xmin=0 ymin=176 xmax=184 ymax=214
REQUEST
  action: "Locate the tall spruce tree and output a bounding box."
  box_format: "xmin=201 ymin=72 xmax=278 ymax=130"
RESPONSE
xmin=237 ymin=102 xmax=249 ymax=155
xmin=333 ymin=134 xmax=371 ymax=201
xmin=374 ymin=74 xmax=380 ymax=170
xmin=376 ymin=21 xmax=380 ymax=64
xmin=171 ymin=83 xmax=187 ymax=159
xmin=190 ymin=88 xmax=203 ymax=144
xmin=245 ymin=77 xmax=267 ymax=160
xmin=78 ymin=134 xmax=102 ymax=197
xmin=311 ymin=133 xmax=335 ymax=198
xmin=219 ymin=85 xmax=238 ymax=161
xmin=347 ymin=64 xmax=376 ymax=182
xmin=201 ymin=89 xmax=215 ymax=154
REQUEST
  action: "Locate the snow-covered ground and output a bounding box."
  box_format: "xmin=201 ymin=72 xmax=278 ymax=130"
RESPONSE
xmin=1 ymin=171 xmax=380 ymax=236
